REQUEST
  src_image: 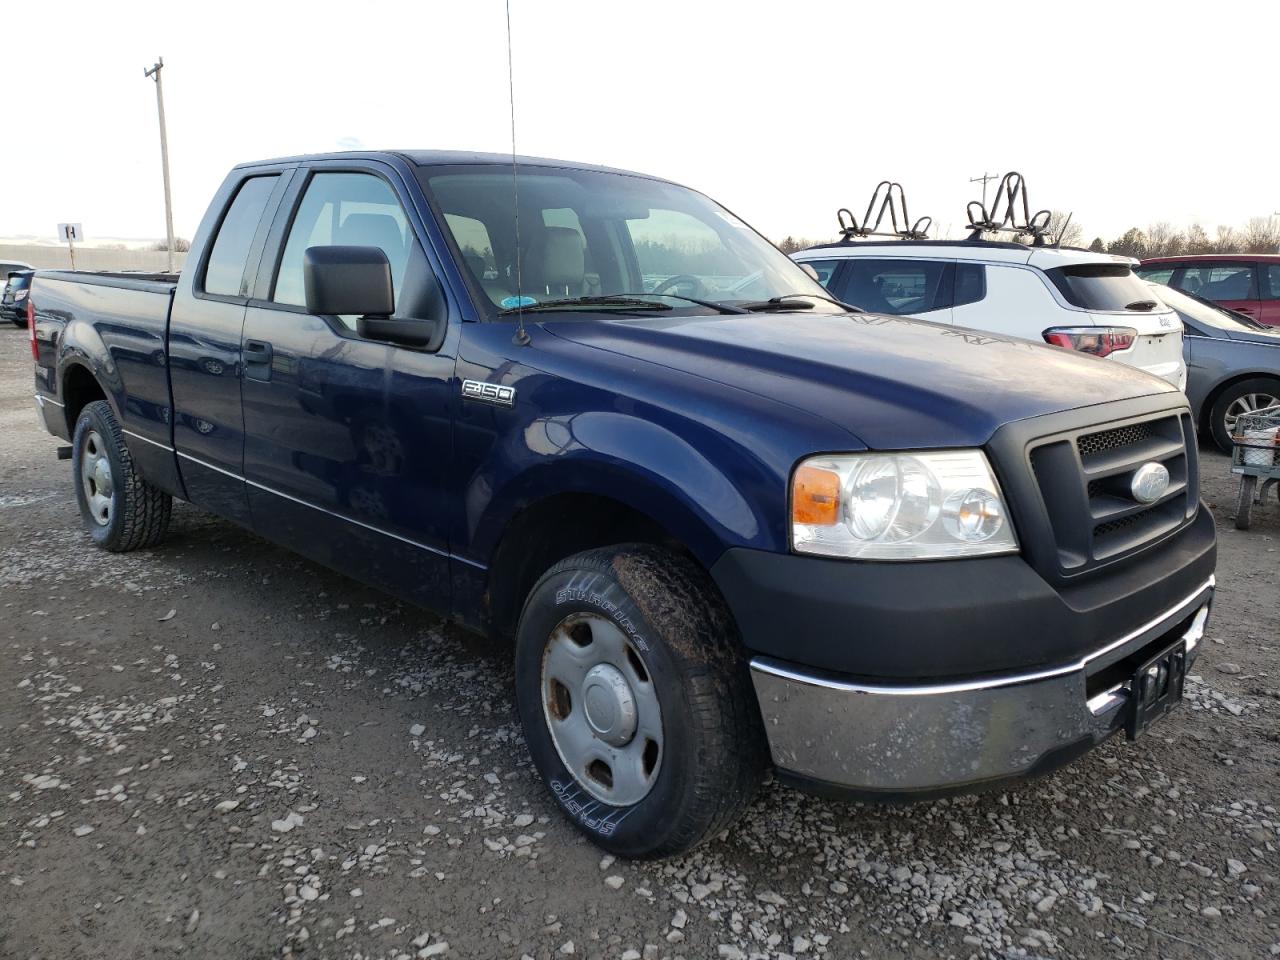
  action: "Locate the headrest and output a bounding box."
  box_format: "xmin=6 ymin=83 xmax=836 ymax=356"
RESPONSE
xmin=541 ymin=227 xmax=585 ymax=289
xmin=338 ymin=213 xmax=406 ymax=259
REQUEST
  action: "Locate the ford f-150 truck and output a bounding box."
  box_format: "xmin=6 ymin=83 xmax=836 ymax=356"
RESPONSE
xmin=29 ymin=151 xmax=1217 ymax=858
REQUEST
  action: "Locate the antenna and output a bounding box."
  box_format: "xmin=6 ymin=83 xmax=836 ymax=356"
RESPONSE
xmin=505 ymin=0 xmax=529 ymax=346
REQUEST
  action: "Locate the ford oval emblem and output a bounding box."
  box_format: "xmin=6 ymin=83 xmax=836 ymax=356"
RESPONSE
xmin=1130 ymin=462 xmax=1170 ymax=504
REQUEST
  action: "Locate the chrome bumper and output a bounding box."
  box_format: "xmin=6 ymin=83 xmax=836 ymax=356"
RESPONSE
xmin=751 ymin=577 xmax=1213 ymax=794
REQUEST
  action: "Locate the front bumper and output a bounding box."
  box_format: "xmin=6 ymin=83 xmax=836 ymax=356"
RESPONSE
xmin=750 ymin=577 xmax=1213 ymax=796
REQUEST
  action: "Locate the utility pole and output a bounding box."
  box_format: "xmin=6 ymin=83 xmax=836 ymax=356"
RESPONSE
xmin=969 ymin=172 xmax=1000 ymax=211
xmin=144 ymin=58 xmax=176 ymax=273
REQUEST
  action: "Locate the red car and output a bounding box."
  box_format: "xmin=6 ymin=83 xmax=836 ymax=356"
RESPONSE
xmin=1137 ymin=254 xmax=1280 ymax=327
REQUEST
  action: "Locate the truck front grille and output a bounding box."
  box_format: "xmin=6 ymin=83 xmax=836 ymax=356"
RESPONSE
xmin=1027 ymin=412 xmax=1198 ymax=574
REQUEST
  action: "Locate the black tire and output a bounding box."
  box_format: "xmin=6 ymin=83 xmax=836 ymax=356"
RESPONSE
xmin=1234 ymin=475 xmax=1256 ymax=531
xmin=514 ymin=544 xmax=768 ymax=858
xmin=1208 ymin=377 xmax=1280 ymax=454
xmin=11 ymin=319 xmax=26 ymax=328
xmin=71 ymin=400 xmax=172 ymax=551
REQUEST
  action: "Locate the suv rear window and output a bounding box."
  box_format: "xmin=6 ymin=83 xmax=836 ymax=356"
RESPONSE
xmin=1046 ymin=263 xmax=1153 ymax=311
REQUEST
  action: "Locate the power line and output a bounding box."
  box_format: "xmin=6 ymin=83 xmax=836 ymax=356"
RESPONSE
xmin=969 ymin=172 xmax=1001 ymax=211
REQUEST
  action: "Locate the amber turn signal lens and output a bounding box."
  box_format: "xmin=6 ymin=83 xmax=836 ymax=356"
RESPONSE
xmin=792 ymin=465 xmax=840 ymax=526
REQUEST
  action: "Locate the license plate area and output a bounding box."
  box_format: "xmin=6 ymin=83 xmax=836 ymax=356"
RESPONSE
xmin=1126 ymin=639 xmax=1186 ymax=739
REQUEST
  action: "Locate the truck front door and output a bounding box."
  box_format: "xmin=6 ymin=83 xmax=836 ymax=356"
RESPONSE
xmin=238 ymin=163 xmax=456 ymax=612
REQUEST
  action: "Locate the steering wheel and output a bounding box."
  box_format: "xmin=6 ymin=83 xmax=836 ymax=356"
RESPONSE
xmin=650 ymin=274 xmax=706 ymax=299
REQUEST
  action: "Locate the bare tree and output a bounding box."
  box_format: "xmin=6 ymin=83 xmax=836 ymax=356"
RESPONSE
xmin=1045 ymin=211 xmax=1084 ymax=247
xmin=1214 ymin=225 xmax=1239 ymax=254
xmin=1184 ymin=223 xmax=1213 ymax=255
xmin=150 ymin=237 xmax=192 ymax=252
xmin=1144 ymin=222 xmax=1185 ymax=258
xmin=1242 ymin=216 xmax=1280 ymax=254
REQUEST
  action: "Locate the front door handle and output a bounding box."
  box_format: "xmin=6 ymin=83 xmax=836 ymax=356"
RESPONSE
xmin=243 ymin=339 xmax=273 ymax=381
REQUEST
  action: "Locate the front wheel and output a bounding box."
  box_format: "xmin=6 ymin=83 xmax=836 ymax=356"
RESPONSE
xmin=1209 ymin=377 xmax=1280 ymax=453
xmin=514 ymin=544 xmax=768 ymax=858
xmin=1235 ymin=474 xmax=1257 ymax=531
xmin=72 ymin=400 xmax=172 ymax=551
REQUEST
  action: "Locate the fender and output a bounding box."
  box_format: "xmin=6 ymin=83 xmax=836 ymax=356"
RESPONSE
xmin=464 ymin=409 xmax=785 ymax=570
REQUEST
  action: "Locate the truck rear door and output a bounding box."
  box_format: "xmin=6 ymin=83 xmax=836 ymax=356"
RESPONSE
xmin=237 ymin=160 xmax=456 ymax=612
xmin=168 ymin=170 xmax=291 ymax=523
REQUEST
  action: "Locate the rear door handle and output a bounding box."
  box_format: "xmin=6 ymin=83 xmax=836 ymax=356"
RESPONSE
xmin=243 ymin=339 xmax=273 ymax=381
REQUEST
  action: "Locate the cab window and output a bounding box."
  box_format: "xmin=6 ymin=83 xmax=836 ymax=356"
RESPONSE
xmin=203 ymin=176 xmax=278 ymax=297
xmin=274 ymin=173 xmax=412 ymax=316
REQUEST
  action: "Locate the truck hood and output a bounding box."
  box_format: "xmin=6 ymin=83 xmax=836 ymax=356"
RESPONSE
xmin=544 ymin=311 xmax=1177 ymax=449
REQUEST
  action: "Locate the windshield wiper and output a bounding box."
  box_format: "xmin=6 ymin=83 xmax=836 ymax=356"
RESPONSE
xmin=498 ymin=296 xmax=673 ymax=315
xmin=616 ymin=293 xmax=749 ymax=315
xmin=1124 ymin=299 xmax=1159 ymax=311
xmin=739 ymin=293 xmax=863 ymax=313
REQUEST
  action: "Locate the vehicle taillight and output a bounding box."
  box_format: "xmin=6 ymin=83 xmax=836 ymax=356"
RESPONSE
xmin=28 ymin=299 xmax=37 ymax=360
xmin=1042 ymin=326 xmax=1137 ymax=359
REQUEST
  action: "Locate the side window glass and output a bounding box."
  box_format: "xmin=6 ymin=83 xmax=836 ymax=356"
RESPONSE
xmin=1263 ymin=264 xmax=1280 ymax=300
xmin=274 ymin=173 xmax=412 ymax=316
xmin=1178 ymin=263 xmax=1254 ymax=300
xmin=953 ymin=263 xmax=986 ymax=307
xmin=203 ymin=176 xmax=278 ymax=297
xmin=844 ymin=259 xmax=950 ymax=315
xmin=1135 ymin=266 xmax=1174 ymax=285
xmin=800 ymin=259 xmax=841 ymax=289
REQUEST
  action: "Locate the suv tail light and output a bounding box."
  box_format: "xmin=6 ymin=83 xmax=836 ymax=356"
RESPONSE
xmin=1043 ymin=326 xmax=1137 ymax=359
xmin=27 ymin=299 xmax=37 ymax=360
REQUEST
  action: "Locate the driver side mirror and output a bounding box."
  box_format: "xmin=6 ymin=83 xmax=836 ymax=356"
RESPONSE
xmin=303 ymin=245 xmax=442 ymax=349
xmin=304 ymin=246 xmax=394 ymax=317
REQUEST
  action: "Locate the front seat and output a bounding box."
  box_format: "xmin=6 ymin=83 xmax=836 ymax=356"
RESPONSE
xmin=539 ymin=226 xmax=586 ymax=298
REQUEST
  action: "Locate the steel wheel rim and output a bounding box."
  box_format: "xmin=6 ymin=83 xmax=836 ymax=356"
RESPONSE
xmin=80 ymin=430 xmax=114 ymax=526
xmin=540 ymin=612 xmax=663 ymax=806
xmin=1225 ymin=392 xmax=1280 ymax=435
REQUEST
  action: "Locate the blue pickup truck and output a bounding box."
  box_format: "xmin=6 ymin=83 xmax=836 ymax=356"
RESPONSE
xmin=30 ymin=151 xmax=1216 ymax=857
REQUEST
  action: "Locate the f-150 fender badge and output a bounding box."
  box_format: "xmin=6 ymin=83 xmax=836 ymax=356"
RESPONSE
xmin=461 ymin=379 xmax=516 ymax=408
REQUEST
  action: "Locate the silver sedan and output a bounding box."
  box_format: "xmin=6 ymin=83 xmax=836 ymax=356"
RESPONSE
xmin=1153 ymin=282 xmax=1280 ymax=452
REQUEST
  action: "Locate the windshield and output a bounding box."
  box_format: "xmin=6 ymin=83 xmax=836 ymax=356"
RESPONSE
xmin=1149 ymin=281 xmax=1266 ymax=332
xmin=418 ymin=164 xmax=840 ymax=317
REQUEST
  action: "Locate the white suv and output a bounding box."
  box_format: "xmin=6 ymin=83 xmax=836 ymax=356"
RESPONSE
xmin=793 ymin=240 xmax=1186 ymax=388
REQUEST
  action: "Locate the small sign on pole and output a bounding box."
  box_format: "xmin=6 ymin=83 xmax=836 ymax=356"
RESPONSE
xmin=57 ymin=223 xmax=83 ymax=270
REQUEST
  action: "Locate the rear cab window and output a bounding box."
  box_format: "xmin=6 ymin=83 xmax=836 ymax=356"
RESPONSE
xmin=1045 ymin=263 xmax=1155 ymax=311
xmin=203 ymin=176 xmax=279 ymax=297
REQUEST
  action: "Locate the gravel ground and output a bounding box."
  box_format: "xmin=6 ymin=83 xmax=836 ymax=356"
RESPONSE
xmin=1 ymin=323 xmax=1277 ymax=960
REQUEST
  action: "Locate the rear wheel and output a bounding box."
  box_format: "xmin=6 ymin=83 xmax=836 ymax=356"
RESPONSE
xmin=72 ymin=400 xmax=172 ymax=551
xmin=1209 ymin=377 xmax=1280 ymax=453
xmin=514 ymin=544 xmax=768 ymax=858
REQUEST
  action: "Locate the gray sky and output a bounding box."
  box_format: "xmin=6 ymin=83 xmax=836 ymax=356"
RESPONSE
xmin=6 ymin=0 xmax=1277 ymax=246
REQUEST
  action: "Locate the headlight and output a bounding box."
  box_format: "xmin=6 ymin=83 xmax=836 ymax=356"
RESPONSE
xmin=791 ymin=450 xmax=1018 ymax=559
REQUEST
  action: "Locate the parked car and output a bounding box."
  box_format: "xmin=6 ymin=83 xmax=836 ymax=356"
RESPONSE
xmin=2 ymin=269 xmax=32 ymax=326
xmin=793 ymin=240 xmax=1186 ymax=388
xmin=1137 ymin=254 xmax=1280 ymax=327
xmin=28 ymin=150 xmax=1215 ymax=858
xmin=1149 ymin=281 xmax=1280 ymax=452
xmin=0 ymin=259 xmax=33 ymax=280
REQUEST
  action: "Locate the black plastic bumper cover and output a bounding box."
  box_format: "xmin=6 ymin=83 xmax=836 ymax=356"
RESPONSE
xmin=710 ymin=506 xmax=1216 ymax=680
